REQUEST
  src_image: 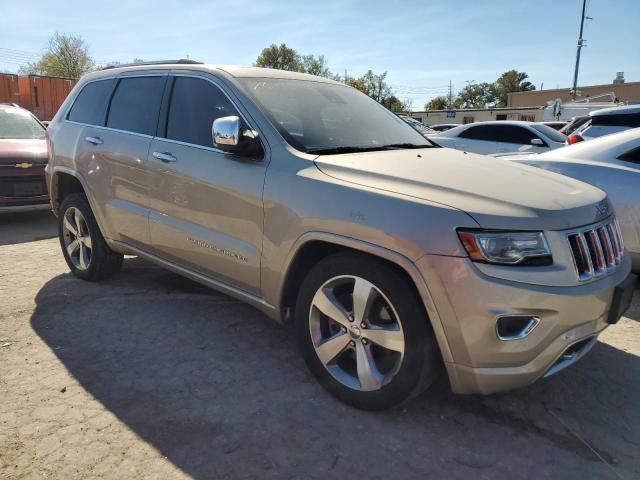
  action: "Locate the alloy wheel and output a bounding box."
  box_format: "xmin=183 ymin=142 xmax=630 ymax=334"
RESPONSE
xmin=62 ymin=207 xmax=92 ymax=270
xmin=308 ymin=275 xmax=405 ymax=391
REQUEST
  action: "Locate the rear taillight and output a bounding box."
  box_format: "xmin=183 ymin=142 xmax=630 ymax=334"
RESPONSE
xmin=566 ymin=134 xmax=584 ymax=145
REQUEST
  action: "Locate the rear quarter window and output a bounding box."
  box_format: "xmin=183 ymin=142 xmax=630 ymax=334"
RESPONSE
xmin=67 ymin=79 xmax=115 ymax=125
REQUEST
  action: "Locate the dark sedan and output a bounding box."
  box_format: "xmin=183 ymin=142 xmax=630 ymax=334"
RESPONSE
xmin=0 ymin=104 xmax=49 ymax=212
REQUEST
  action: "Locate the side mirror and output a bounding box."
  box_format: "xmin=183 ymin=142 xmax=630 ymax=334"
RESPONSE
xmin=531 ymin=138 xmax=544 ymax=146
xmin=212 ymin=116 xmax=241 ymax=150
xmin=212 ymin=116 xmax=262 ymax=157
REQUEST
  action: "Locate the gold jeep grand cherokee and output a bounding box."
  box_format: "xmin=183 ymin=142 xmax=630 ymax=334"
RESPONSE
xmin=45 ymin=60 xmax=637 ymax=410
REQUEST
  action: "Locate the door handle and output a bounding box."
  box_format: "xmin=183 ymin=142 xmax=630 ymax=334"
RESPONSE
xmin=85 ymin=136 xmax=103 ymax=145
xmin=152 ymin=151 xmax=177 ymax=163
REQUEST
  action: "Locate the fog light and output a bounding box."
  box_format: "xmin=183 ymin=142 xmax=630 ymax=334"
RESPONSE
xmin=495 ymin=315 xmax=539 ymax=341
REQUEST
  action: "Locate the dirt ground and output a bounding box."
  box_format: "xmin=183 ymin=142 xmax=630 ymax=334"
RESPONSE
xmin=1 ymin=211 xmax=639 ymax=480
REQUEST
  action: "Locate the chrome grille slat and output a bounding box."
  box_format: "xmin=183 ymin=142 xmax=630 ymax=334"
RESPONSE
xmin=597 ymin=226 xmax=615 ymax=269
xmin=567 ymin=217 xmax=624 ymax=281
xmin=607 ymin=223 xmax=621 ymax=262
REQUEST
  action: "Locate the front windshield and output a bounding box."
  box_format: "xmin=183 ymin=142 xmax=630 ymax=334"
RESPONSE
xmin=531 ymin=123 xmax=566 ymax=143
xmin=0 ymin=109 xmax=45 ymax=140
xmin=238 ymin=78 xmax=434 ymax=154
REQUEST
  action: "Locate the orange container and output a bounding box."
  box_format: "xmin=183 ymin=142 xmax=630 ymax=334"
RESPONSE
xmin=17 ymin=75 xmax=76 ymax=121
xmin=0 ymin=73 xmax=20 ymax=104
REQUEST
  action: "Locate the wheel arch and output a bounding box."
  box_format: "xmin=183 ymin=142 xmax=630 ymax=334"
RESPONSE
xmin=277 ymin=232 xmax=454 ymax=363
xmin=50 ymin=167 xmax=85 ymax=215
xmin=50 ymin=167 xmax=113 ymax=249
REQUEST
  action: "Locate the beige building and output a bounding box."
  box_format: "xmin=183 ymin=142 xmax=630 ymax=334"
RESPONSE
xmin=410 ymin=106 xmax=544 ymax=126
xmin=508 ymin=81 xmax=640 ymax=108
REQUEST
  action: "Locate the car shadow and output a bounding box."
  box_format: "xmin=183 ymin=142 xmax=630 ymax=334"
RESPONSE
xmin=0 ymin=210 xmax=57 ymax=245
xmin=30 ymin=259 xmax=640 ymax=479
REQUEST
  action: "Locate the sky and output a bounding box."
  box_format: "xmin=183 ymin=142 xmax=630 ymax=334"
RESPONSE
xmin=1 ymin=0 xmax=638 ymax=109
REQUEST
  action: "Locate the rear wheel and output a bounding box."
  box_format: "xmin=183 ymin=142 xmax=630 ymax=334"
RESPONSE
xmin=58 ymin=193 xmax=123 ymax=281
xmin=295 ymin=252 xmax=441 ymax=410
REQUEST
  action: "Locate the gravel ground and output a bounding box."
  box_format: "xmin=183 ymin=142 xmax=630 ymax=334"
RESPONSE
xmin=0 ymin=212 xmax=638 ymax=480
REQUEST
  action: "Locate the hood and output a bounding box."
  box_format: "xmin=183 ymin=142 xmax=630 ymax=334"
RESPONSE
xmin=314 ymin=147 xmax=610 ymax=230
xmin=0 ymin=139 xmax=48 ymax=166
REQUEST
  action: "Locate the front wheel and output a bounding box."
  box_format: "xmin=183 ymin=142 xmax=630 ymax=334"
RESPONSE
xmin=295 ymin=252 xmax=441 ymax=410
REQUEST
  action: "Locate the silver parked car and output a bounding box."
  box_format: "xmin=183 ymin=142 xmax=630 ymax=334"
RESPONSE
xmin=45 ymin=61 xmax=636 ymax=410
xmin=502 ymin=128 xmax=640 ymax=272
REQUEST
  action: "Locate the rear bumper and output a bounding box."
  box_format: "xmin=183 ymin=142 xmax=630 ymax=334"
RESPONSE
xmin=417 ymin=253 xmax=633 ymax=394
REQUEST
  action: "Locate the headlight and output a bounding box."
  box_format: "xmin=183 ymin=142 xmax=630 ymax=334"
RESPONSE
xmin=458 ymin=230 xmax=552 ymax=266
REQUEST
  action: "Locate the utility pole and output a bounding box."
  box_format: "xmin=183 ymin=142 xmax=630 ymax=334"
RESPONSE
xmin=571 ymin=0 xmax=589 ymax=100
xmin=448 ymin=80 xmax=453 ymax=109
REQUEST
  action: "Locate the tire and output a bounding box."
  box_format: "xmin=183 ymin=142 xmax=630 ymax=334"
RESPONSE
xmin=58 ymin=193 xmax=123 ymax=281
xmin=295 ymin=252 xmax=441 ymax=410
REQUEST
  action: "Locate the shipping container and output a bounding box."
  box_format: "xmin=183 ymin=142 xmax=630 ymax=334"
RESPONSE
xmin=0 ymin=73 xmax=20 ymax=104
xmin=17 ymin=75 xmax=76 ymax=121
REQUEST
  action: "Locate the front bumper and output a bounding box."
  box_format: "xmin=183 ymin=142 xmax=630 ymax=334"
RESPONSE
xmin=0 ymin=165 xmax=50 ymax=213
xmin=417 ymin=253 xmax=633 ymax=394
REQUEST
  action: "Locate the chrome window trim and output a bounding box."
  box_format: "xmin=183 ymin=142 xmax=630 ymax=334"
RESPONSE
xmin=153 ymin=136 xmax=228 ymax=155
xmin=63 ymin=120 xmax=154 ymax=139
xmin=495 ymin=314 xmax=540 ymax=341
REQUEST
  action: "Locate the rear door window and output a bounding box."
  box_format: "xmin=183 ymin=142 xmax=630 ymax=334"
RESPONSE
xmin=493 ymin=125 xmax=538 ymax=145
xmin=67 ymin=79 xmax=114 ymax=125
xmin=107 ymin=77 xmax=166 ymax=135
xmin=459 ymin=125 xmax=497 ymax=141
xmin=165 ymin=76 xmax=239 ymax=148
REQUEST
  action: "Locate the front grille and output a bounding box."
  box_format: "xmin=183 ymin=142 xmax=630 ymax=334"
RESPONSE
xmin=567 ymin=217 xmax=624 ymax=281
xmin=0 ymin=176 xmax=48 ymax=198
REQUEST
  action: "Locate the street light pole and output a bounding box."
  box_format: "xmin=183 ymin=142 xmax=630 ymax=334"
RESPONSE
xmin=571 ymin=0 xmax=588 ymax=100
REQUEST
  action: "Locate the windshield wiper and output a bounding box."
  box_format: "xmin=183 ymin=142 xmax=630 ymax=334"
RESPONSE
xmin=381 ymin=143 xmax=432 ymax=149
xmin=307 ymin=146 xmax=389 ymax=155
xmin=307 ymin=143 xmax=437 ymax=155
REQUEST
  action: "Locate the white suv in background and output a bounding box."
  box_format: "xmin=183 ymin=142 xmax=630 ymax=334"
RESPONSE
xmin=431 ymin=121 xmax=566 ymax=155
xmin=572 ymin=105 xmax=640 ymax=141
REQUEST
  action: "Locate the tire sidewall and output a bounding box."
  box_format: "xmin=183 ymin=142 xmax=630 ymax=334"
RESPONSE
xmin=295 ymin=253 xmax=438 ymax=410
xmin=58 ymin=194 xmax=103 ymax=280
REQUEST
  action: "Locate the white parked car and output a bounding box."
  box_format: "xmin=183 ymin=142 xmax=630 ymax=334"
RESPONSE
xmin=570 ymin=105 xmax=640 ymax=142
xmin=431 ymin=121 xmax=566 ymax=155
xmin=501 ymin=128 xmax=640 ymax=272
xmin=429 ymin=123 xmax=459 ymax=132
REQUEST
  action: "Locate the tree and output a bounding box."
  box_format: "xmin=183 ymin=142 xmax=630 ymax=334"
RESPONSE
xmin=493 ymin=70 xmax=535 ymax=107
xmin=425 ymin=96 xmax=448 ymax=110
xmin=382 ymin=95 xmax=405 ymax=113
xmin=302 ymin=54 xmax=331 ymax=77
xmin=19 ymin=33 xmax=94 ymax=79
xmin=255 ymin=43 xmax=303 ymax=72
xmin=455 ymin=82 xmax=496 ymax=109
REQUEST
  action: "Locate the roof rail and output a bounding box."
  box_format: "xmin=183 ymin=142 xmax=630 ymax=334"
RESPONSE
xmin=101 ymin=59 xmax=203 ymax=70
xmin=0 ymin=102 xmax=20 ymax=108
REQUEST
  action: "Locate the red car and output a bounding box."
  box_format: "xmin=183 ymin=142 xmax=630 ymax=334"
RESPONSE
xmin=0 ymin=103 xmax=50 ymax=212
